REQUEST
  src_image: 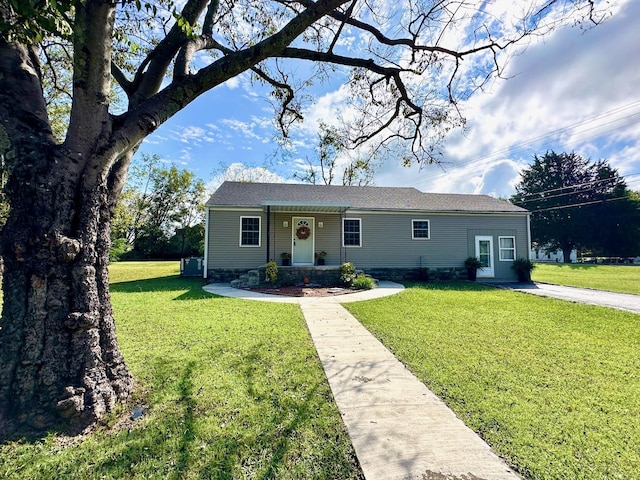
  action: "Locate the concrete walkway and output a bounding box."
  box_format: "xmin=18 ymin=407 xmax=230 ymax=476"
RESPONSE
xmin=498 ymin=282 xmax=640 ymax=314
xmin=203 ymin=282 xmax=520 ymax=479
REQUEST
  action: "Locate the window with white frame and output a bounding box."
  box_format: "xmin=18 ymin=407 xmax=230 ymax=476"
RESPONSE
xmin=240 ymin=216 xmax=261 ymax=247
xmin=412 ymin=219 xmax=430 ymax=240
xmin=499 ymin=236 xmax=516 ymax=261
xmin=343 ymin=218 xmax=361 ymax=247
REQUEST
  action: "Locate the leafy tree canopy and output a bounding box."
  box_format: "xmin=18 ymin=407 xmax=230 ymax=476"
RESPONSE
xmin=511 ymin=151 xmax=640 ymax=262
xmin=111 ymin=154 xmax=206 ymax=259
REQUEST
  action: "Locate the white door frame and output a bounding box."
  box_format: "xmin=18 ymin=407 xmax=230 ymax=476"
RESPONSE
xmin=475 ymin=235 xmax=494 ymax=278
xmin=292 ymin=216 xmax=315 ymax=265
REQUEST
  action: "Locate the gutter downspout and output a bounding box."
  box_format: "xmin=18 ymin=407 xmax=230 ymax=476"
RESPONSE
xmin=203 ymin=207 xmax=210 ymax=280
xmin=527 ymin=212 xmax=532 ymax=261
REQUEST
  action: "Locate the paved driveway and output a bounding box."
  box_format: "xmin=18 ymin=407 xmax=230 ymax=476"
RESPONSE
xmin=500 ymin=282 xmax=640 ymax=314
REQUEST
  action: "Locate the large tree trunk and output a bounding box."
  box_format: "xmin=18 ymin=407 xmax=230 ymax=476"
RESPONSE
xmin=0 ymin=41 xmax=132 ymax=438
xmin=560 ymin=240 xmax=574 ymax=264
xmin=0 ymin=145 xmax=133 ymax=438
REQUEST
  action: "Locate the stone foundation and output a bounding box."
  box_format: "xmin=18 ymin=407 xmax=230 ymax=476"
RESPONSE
xmin=207 ymin=265 xmax=468 ymax=286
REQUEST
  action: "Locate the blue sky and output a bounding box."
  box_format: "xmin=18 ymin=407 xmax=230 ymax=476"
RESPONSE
xmin=137 ymin=0 xmax=640 ymax=197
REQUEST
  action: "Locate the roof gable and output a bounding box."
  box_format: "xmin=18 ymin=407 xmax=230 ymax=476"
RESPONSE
xmin=206 ymin=181 xmax=527 ymax=213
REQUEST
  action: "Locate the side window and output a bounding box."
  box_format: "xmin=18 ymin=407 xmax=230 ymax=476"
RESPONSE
xmin=412 ymin=219 xmax=430 ymax=240
xmin=240 ymin=216 xmax=261 ymax=247
xmin=499 ymin=236 xmax=515 ymax=261
xmin=343 ymin=218 xmax=361 ymax=247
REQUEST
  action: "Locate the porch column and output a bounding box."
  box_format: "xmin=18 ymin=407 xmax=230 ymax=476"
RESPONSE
xmin=266 ymin=206 xmax=271 ymax=264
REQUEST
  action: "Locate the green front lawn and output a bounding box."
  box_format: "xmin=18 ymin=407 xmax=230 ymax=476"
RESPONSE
xmin=532 ymin=263 xmax=640 ymax=295
xmin=346 ymin=282 xmax=640 ymax=480
xmin=0 ymin=262 xmax=362 ymax=480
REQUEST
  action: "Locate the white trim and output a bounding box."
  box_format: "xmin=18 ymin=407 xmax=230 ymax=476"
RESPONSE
xmin=292 ymin=216 xmax=315 ymax=265
xmin=203 ymin=207 xmax=210 ymax=279
xmin=342 ymin=217 xmax=362 ymax=247
xmin=208 ymin=206 xmax=263 ymax=212
xmin=475 ymin=235 xmax=494 ymax=278
xmin=411 ymin=219 xmax=430 ymax=240
xmin=239 ymin=216 xmax=261 ymax=247
xmin=498 ymin=236 xmax=516 ymax=261
xmin=344 ymin=209 xmax=527 ymax=217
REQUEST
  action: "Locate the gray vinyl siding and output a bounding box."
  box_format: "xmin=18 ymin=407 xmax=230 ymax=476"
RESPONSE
xmin=208 ymin=207 xmax=529 ymax=280
xmin=207 ymin=208 xmax=267 ymax=269
xmin=340 ymin=211 xmax=529 ymax=275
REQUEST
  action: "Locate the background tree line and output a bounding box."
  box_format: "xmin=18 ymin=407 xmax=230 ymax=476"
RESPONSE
xmin=110 ymin=154 xmax=206 ymax=261
xmin=511 ymin=151 xmax=640 ymax=262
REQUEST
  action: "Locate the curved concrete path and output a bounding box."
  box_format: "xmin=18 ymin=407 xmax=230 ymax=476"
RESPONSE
xmin=498 ymin=282 xmax=640 ymax=314
xmin=202 ymin=281 xmax=406 ymax=303
xmin=203 ymin=282 xmax=520 ymax=480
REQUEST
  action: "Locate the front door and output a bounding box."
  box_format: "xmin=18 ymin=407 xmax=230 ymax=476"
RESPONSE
xmin=475 ymin=235 xmax=494 ymax=278
xmin=292 ymin=217 xmax=315 ymax=265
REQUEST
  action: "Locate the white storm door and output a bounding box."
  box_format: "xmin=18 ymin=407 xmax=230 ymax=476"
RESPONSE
xmin=292 ymin=217 xmax=315 ymax=265
xmin=475 ymin=236 xmax=494 ymax=278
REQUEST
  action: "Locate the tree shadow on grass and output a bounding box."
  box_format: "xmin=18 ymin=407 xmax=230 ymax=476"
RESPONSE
xmin=1 ymin=342 xmax=362 ymax=479
xmin=80 ymin=358 xmax=228 ymax=479
xmin=89 ymin=347 xmax=360 ymax=479
xmin=110 ymin=276 xmax=220 ymax=301
xmin=227 ymin=344 xmax=364 ymax=480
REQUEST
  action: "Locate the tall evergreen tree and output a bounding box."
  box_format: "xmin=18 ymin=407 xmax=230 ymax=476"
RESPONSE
xmin=511 ymin=151 xmax=639 ymax=262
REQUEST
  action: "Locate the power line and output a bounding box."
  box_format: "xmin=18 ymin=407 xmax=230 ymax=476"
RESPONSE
xmin=526 ymin=195 xmax=631 ymax=213
xmin=399 ymin=99 xmax=640 ymax=190
xmin=514 ymin=172 xmax=640 ymax=204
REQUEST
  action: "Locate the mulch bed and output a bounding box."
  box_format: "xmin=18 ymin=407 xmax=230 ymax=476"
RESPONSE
xmin=241 ymin=285 xmax=354 ymax=297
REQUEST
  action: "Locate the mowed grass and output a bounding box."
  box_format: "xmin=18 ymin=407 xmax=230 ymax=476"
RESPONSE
xmin=0 ymin=262 xmax=362 ymax=480
xmin=533 ymin=263 xmax=640 ymax=295
xmin=346 ymin=282 xmax=640 ymax=480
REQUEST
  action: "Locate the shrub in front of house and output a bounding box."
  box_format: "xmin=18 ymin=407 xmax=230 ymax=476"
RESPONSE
xmin=512 ymin=257 xmax=535 ymax=282
xmin=340 ymin=262 xmax=357 ymax=287
xmin=340 ymin=262 xmax=375 ymax=290
xmin=464 ymin=256 xmax=483 ymax=281
xmin=352 ymin=276 xmax=375 ymax=290
xmin=265 ymin=261 xmax=278 ymax=284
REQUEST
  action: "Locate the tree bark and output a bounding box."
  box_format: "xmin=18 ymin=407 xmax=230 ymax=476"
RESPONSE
xmin=0 ymin=145 xmax=133 ymax=438
xmin=0 ymin=38 xmax=132 ymax=439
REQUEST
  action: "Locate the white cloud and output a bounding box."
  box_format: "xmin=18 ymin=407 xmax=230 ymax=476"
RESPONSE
xmin=219 ymin=118 xmax=270 ymax=142
xmin=224 ymin=76 xmax=240 ymax=89
xmin=207 ymin=162 xmax=289 ymax=192
xmin=382 ymin=0 xmax=640 ymax=196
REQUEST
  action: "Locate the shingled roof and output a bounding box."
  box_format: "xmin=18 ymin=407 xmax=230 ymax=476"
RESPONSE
xmin=206 ymin=181 xmax=527 ymax=213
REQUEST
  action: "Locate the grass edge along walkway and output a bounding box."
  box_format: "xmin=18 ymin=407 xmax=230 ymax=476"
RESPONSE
xmin=300 ymin=298 xmax=520 ymax=479
xmin=532 ymin=263 xmax=640 ymax=295
xmin=0 ymin=262 xmax=364 ymax=480
xmin=345 ymin=282 xmax=640 ymax=480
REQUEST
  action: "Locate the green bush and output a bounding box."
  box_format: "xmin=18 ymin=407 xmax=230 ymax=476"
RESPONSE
xmin=352 ymin=276 xmax=375 ymax=290
xmin=340 ymin=262 xmax=357 ymax=287
xmin=512 ymin=257 xmax=535 ymax=282
xmin=265 ymin=261 xmax=278 ymax=284
xmin=109 ymin=237 xmax=131 ymax=262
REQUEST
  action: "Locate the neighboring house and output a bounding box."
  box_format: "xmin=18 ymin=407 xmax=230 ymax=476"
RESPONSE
xmin=204 ymin=181 xmax=531 ymax=282
xmin=530 ymin=246 xmax=578 ymax=263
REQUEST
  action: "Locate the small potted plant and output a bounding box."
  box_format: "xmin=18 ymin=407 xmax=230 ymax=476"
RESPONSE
xmin=315 ymin=251 xmax=327 ymax=265
xmin=281 ymin=252 xmax=291 ymax=266
xmin=512 ymin=257 xmax=535 ymax=282
xmin=464 ymin=256 xmax=483 ymax=281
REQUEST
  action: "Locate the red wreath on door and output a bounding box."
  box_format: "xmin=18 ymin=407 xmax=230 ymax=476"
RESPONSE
xmin=296 ymin=225 xmax=311 ymax=240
